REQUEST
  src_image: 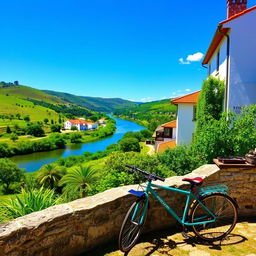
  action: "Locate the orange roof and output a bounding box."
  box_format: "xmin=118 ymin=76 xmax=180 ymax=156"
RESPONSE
xmin=67 ymin=119 xmax=88 ymax=125
xmin=202 ymin=27 xmax=230 ymax=65
xmin=157 ymin=140 xmax=176 ymax=153
xmin=161 ymin=120 xmax=176 ymax=128
xmin=202 ymin=5 xmax=256 ymax=65
xmin=171 ymin=91 xmax=200 ymax=104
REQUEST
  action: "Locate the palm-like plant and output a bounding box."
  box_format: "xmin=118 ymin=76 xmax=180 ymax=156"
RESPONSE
xmin=59 ymin=165 xmax=98 ymax=199
xmin=36 ymin=164 xmax=66 ymax=189
xmin=0 ymin=187 xmax=60 ymax=222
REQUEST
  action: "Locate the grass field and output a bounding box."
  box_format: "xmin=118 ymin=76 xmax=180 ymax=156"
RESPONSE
xmin=0 ymin=94 xmax=61 ymax=131
xmin=0 ymin=84 xmax=65 ymax=105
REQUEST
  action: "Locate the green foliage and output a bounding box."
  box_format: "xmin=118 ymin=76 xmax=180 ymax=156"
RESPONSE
xmin=69 ymin=132 xmax=82 ymax=143
xmin=119 ymin=137 xmax=141 ymax=152
xmin=196 ymin=77 xmax=224 ymax=132
xmin=59 ymin=165 xmax=98 ymax=199
xmin=26 ymin=123 xmax=45 ymax=137
xmin=0 ymin=159 xmax=24 ymax=194
xmin=23 ymin=115 xmax=30 ymax=122
xmin=50 ymin=124 xmax=61 ymax=133
xmin=157 ymin=145 xmax=200 ymax=176
xmin=43 ymin=118 xmax=49 ymax=124
xmin=193 ymin=105 xmax=256 ymax=163
xmin=71 ymin=126 xmax=78 ymax=131
xmin=6 ymin=125 xmax=11 ymax=133
xmin=36 ymin=164 xmax=66 ymax=189
xmin=10 ymin=133 xmax=18 ymax=142
xmin=97 ymin=152 xmax=175 ymax=192
xmin=0 ymin=188 xmax=59 ymax=221
xmin=92 ymin=119 xmax=116 ymax=138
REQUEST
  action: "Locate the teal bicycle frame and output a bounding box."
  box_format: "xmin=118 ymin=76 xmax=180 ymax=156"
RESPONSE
xmin=133 ymin=180 xmax=218 ymax=227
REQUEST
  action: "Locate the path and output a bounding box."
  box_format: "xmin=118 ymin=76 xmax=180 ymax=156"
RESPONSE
xmin=146 ymin=144 xmax=155 ymax=155
xmin=85 ymin=220 xmax=256 ymax=256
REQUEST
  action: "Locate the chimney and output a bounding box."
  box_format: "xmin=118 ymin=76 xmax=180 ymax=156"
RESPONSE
xmin=227 ymin=0 xmax=247 ymax=18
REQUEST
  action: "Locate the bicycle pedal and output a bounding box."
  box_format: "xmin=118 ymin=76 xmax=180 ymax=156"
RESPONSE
xmin=181 ymin=231 xmax=191 ymax=239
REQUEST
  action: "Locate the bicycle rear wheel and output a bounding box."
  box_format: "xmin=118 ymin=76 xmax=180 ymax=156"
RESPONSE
xmin=190 ymin=193 xmax=237 ymax=242
xmin=118 ymin=198 xmax=148 ymax=252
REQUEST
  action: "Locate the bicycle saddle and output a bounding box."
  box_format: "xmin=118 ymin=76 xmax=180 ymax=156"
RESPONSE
xmin=182 ymin=177 xmax=203 ymax=186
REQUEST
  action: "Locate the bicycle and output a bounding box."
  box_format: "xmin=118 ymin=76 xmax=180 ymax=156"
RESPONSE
xmin=118 ymin=165 xmax=238 ymax=252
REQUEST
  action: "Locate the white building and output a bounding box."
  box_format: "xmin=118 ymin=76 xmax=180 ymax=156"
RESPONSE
xmin=64 ymin=119 xmax=98 ymax=131
xmin=202 ymin=0 xmax=256 ymax=114
xmin=153 ymin=120 xmax=177 ymax=152
xmin=171 ymin=91 xmax=200 ymax=146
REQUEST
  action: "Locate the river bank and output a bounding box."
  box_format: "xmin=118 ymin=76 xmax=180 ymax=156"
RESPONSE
xmin=10 ymin=117 xmax=145 ymax=172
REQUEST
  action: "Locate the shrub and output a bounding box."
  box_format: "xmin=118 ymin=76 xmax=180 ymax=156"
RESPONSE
xmin=0 ymin=188 xmax=59 ymax=222
xmin=119 ymin=137 xmax=141 ymax=152
xmin=0 ymin=159 xmax=24 ymax=194
xmin=26 ymin=123 xmax=45 ymax=137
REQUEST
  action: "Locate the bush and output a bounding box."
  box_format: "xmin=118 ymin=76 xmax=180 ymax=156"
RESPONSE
xmin=0 ymin=188 xmax=60 ymax=222
xmin=50 ymin=124 xmax=61 ymax=133
xmin=0 ymin=159 xmax=24 ymax=194
xmin=97 ymin=152 xmax=175 ymax=192
xmin=157 ymin=145 xmax=200 ymax=176
xmin=26 ymin=123 xmax=45 ymax=137
xmin=119 ymin=137 xmax=141 ymax=152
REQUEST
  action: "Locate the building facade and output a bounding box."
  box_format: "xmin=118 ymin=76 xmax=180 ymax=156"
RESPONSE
xmin=202 ymin=0 xmax=256 ymax=114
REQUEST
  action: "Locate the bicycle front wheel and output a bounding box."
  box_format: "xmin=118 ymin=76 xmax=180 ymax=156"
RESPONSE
xmin=118 ymin=198 xmax=148 ymax=252
xmin=190 ymin=193 xmax=237 ymax=242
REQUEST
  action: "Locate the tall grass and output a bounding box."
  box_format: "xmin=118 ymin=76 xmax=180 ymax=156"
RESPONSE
xmin=0 ymin=187 xmax=60 ymax=222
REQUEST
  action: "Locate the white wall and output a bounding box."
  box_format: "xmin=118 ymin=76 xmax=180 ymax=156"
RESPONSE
xmin=208 ymin=9 xmax=256 ymax=114
xmin=224 ymin=10 xmax=256 ymax=114
xmin=176 ymin=104 xmax=196 ymax=145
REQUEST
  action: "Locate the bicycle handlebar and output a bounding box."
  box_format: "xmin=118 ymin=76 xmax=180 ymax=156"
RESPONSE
xmin=125 ymin=164 xmax=165 ymax=182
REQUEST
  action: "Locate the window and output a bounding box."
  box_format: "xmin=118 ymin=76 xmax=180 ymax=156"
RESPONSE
xmin=208 ymin=63 xmax=211 ymax=76
xmin=192 ymin=105 xmax=197 ymax=121
xmin=216 ymin=51 xmax=220 ymax=72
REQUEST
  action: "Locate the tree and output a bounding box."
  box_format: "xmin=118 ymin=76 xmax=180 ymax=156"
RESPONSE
xmin=196 ymin=77 xmax=224 ymax=132
xmin=71 ymin=126 xmax=78 ymax=131
xmin=6 ymin=126 xmax=11 ymax=134
xmin=59 ymin=166 xmax=98 ymax=198
xmin=50 ymin=124 xmax=61 ymax=133
xmin=24 ymin=115 xmax=30 ymax=122
xmin=26 ymin=124 xmax=45 ymax=137
xmin=36 ymin=164 xmax=66 ymax=189
xmin=90 ymin=115 xmax=98 ymax=122
xmin=0 ymin=158 xmax=23 ymax=194
xmin=119 ymin=138 xmax=141 ymax=152
xmin=43 ymin=118 xmax=49 ymax=124
xmin=10 ymin=133 xmax=18 ymax=142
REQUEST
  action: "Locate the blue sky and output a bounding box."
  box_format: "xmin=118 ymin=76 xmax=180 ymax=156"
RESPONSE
xmin=0 ymin=0 xmax=254 ymax=102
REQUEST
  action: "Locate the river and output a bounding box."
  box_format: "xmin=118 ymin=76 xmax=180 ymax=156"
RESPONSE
xmin=11 ymin=117 xmax=145 ymax=173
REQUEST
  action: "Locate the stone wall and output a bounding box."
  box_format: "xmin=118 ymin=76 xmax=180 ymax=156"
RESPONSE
xmin=0 ymin=164 xmax=255 ymax=256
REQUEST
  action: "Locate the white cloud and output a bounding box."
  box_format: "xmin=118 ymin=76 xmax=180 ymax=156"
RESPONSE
xmin=185 ymin=89 xmax=191 ymax=92
xmin=179 ymin=52 xmax=204 ymax=65
xmin=187 ymin=52 xmax=204 ymax=62
xmin=179 ymin=58 xmax=190 ymax=65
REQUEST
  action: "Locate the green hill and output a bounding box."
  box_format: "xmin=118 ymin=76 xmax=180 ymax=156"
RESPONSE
xmin=43 ymin=90 xmax=137 ymax=112
xmin=0 ymin=83 xmax=66 ymax=105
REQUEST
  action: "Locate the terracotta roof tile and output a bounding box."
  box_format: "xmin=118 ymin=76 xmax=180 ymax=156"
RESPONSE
xmin=171 ymin=91 xmax=200 ymax=104
xmin=161 ymin=120 xmax=176 ymax=128
xmin=157 ymin=140 xmax=176 ymax=153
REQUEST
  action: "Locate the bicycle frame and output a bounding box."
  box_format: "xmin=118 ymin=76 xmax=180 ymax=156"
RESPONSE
xmin=134 ymin=181 xmax=217 ymax=227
